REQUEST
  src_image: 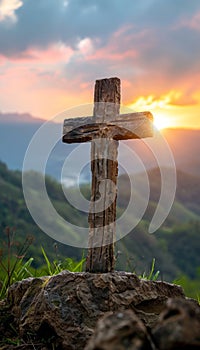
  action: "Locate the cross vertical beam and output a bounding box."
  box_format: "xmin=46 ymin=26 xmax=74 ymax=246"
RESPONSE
xmin=86 ymin=78 xmax=120 ymax=272
xmin=62 ymin=77 xmax=153 ymax=273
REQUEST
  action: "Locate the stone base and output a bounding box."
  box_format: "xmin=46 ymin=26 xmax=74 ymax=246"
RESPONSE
xmin=86 ymin=299 xmax=200 ymax=350
xmin=0 ymin=271 xmax=198 ymax=349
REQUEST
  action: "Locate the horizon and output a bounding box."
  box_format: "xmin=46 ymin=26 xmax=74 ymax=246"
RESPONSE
xmin=0 ymin=1 xmax=200 ymax=129
xmin=1 ymin=110 xmax=200 ymax=132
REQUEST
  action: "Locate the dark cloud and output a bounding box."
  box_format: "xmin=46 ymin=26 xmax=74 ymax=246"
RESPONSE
xmin=0 ymin=0 xmax=200 ymax=91
xmin=138 ymin=26 xmax=200 ymax=80
xmin=143 ymin=0 xmax=200 ymax=28
xmin=4 ymin=0 xmax=192 ymax=56
xmin=0 ymin=0 xmax=143 ymax=55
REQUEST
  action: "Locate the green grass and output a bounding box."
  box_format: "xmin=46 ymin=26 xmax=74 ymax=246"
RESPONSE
xmin=0 ymin=227 xmax=34 ymax=299
xmin=0 ymin=226 xmax=159 ymax=301
xmin=173 ymin=273 xmax=200 ymax=301
xmin=0 ymin=227 xmax=86 ymax=300
xmin=139 ymin=258 xmax=160 ymax=281
xmin=1 ymin=227 xmax=199 ymax=303
xmin=40 ymin=246 xmax=85 ymax=276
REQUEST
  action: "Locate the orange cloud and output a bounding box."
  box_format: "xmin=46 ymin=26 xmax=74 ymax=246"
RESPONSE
xmin=0 ymin=21 xmax=200 ymax=131
xmin=0 ymin=63 xmax=92 ymax=119
xmin=128 ymin=90 xmax=200 ymax=130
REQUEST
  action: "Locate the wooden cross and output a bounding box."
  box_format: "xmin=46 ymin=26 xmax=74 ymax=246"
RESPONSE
xmin=63 ymin=77 xmax=153 ymax=273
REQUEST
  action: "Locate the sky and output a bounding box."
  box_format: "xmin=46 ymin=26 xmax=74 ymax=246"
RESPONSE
xmin=0 ymin=0 xmax=200 ymax=129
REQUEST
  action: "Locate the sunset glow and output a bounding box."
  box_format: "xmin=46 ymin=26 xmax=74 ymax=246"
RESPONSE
xmin=128 ymin=93 xmax=181 ymax=130
xmin=0 ymin=0 xmax=200 ymax=129
xmin=129 ymin=96 xmax=177 ymax=130
xmin=128 ymin=89 xmax=200 ymax=130
xmin=153 ymin=114 xmax=173 ymax=130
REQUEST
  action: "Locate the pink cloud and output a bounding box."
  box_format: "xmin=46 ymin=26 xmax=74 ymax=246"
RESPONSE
xmin=0 ymin=23 xmax=199 ymax=129
xmin=88 ymin=48 xmax=137 ymax=62
xmin=86 ymin=26 xmax=139 ymax=62
xmin=175 ymin=11 xmax=200 ymax=31
xmin=27 ymin=43 xmax=74 ymax=64
xmin=0 ymin=64 xmax=91 ymax=119
xmin=0 ymin=54 xmax=6 ymax=65
xmin=4 ymin=43 xmax=74 ymax=64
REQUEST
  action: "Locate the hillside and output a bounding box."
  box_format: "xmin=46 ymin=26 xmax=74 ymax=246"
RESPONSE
xmin=0 ymin=161 xmax=200 ymax=295
xmin=0 ymin=161 xmax=86 ymax=266
xmin=115 ymin=168 xmax=200 ymax=282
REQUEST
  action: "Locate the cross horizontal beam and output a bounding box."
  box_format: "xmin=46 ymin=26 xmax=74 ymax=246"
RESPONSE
xmin=62 ymin=77 xmax=154 ymax=273
xmin=63 ymin=111 xmax=153 ymax=143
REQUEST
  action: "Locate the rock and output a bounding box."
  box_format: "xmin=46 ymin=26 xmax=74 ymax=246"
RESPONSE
xmin=84 ymin=298 xmax=200 ymax=350
xmin=1 ymin=271 xmax=185 ymax=349
xmin=152 ymin=298 xmax=200 ymax=349
xmin=84 ymin=309 xmax=154 ymax=350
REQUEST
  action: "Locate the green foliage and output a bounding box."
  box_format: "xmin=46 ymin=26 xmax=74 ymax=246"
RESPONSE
xmin=40 ymin=246 xmax=85 ymax=276
xmin=0 ymin=160 xmax=85 ymax=266
xmin=140 ymin=258 xmax=160 ymax=281
xmin=0 ymin=227 xmax=85 ymax=300
xmin=174 ymin=274 xmax=200 ymax=301
xmin=157 ymin=221 xmax=200 ymax=279
xmin=0 ymin=227 xmax=34 ymax=299
xmin=0 ymin=161 xmax=200 ymax=301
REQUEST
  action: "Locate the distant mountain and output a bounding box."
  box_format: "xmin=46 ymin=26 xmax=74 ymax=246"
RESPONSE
xmin=0 ymin=112 xmax=199 ymax=181
xmin=0 ymin=112 xmax=45 ymax=124
xmin=162 ymin=128 xmax=200 ymax=176
xmin=0 ymin=120 xmax=43 ymax=170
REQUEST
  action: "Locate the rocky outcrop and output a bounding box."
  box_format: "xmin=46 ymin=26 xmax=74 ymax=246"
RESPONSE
xmin=152 ymin=298 xmax=200 ymax=349
xmin=85 ymin=309 xmax=154 ymax=350
xmin=86 ymin=299 xmax=200 ymax=349
xmin=0 ymin=271 xmax=197 ymax=350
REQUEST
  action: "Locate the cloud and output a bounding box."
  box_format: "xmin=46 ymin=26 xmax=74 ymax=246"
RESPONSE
xmin=0 ymin=0 xmax=23 ymax=22
xmin=77 ymin=38 xmax=94 ymax=56
xmin=0 ymin=0 xmax=198 ymax=51
xmin=175 ymin=11 xmax=200 ymax=31
xmin=17 ymin=43 xmax=74 ymax=64
xmin=0 ymin=0 xmax=200 ymax=129
xmin=0 ymin=0 xmax=155 ymax=56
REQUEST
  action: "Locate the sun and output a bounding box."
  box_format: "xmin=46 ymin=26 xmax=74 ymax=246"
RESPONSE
xmin=127 ymin=94 xmax=180 ymax=130
xmin=153 ymin=113 xmax=174 ymax=130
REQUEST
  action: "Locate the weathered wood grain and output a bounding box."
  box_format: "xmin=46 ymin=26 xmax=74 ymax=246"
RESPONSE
xmin=86 ymin=78 xmax=120 ymax=272
xmin=63 ymin=111 xmax=153 ymax=143
xmin=87 ymin=138 xmax=118 ymax=272
xmin=62 ymin=77 xmax=154 ymax=273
